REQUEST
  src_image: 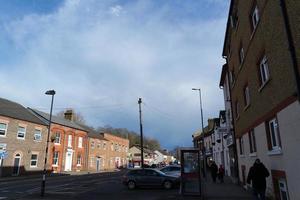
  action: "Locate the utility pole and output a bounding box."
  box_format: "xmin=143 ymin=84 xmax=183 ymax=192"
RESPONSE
xmin=138 ymin=98 xmax=144 ymax=168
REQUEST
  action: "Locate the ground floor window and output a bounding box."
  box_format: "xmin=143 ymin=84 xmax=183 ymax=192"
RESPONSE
xmin=53 ymin=151 xmax=59 ymax=166
xmin=30 ymin=154 xmax=38 ymax=167
xmin=77 ymin=154 xmax=82 ymax=166
xmin=271 ymin=170 xmax=290 ymax=200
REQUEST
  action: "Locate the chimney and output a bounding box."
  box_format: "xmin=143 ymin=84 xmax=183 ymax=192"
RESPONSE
xmin=64 ymin=109 xmax=74 ymax=121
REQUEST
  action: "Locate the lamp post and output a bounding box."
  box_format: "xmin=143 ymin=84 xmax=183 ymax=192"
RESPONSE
xmin=192 ymin=88 xmax=206 ymax=178
xmin=41 ymin=90 xmax=55 ymax=197
xmin=138 ymin=98 xmax=144 ymax=168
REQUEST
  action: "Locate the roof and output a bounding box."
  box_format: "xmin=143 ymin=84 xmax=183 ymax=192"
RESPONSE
xmin=0 ymin=97 xmax=47 ymax=126
xmin=29 ymin=108 xmax=87 ymax=131
xmin=131 ymin=145 xmax=154 ymax=154
xmin=222 ymin=0 xmax=235 ymax=57
xmin=193 ymin=118 xmax=219 ymax=140
xmin=78 ymin=124 xmax=108 ymax=140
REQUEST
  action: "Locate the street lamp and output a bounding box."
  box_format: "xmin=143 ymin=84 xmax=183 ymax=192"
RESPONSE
xmin=192 ymin=88 xmax=206 ymax=178
xmin=41 ymin=90 xmax=55 ymax=197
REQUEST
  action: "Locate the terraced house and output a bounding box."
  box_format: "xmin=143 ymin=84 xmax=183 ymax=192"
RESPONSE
xmin=30 ymin=109 xmax=88 ymax=173
xmin=0 ymin=98 xmax=48 ymax=177
xmin=221 ymin=0 xmax=300 ymax=199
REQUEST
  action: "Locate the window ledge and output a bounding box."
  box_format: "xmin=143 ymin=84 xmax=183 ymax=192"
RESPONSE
xmin=52 ymin=164 xmax=58 ymax=167
xmin=249 ymin=152 xmax=257 ymax=157
xmin=30 ymin=166 xmax=38 ymax=168
xmin=77 ymin=164 xmax=81 ymax=167
xmin=258 ymin=78 xmax=271 ymax=92
xmin=239 ymin=155 xmax=246 ymax=158
xmin=267 ymin=148 xmax=282 ymax=156
xmin=54 ymin=143 xmax=60 ymax=145
xmin=17 ymin=137 xmax=25 ymax=140
xmin=0 ymin=135 xmax=7 ymax=138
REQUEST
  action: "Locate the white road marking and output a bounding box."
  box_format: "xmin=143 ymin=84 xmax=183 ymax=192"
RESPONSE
xmin=0 ymin=197 xmax=7 ymax=199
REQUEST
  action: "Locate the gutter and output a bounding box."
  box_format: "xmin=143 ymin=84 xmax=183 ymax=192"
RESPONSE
xmin=279 ymin=0 xmax=300 ymax=102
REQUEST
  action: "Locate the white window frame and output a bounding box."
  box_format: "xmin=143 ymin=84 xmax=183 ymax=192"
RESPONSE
xmin=54 ymin=132 xmax=61 ymax=144
xmin=103 ymin=142 xmax=106 ymax=150
xmin=249 ymin=129 xmax=257 ymax=153
xmin=30 ymin=154 xmax=38 ymax=167
xmin=0 ymin=123 xmax=8 ymax=137
xmin=0 ymin=143 xmax=7 ymax=152
xmin=34 ymin=129 xmax=42 ymax=141
xmin=17 ymin=126 xmax=26 ymax=139
xmin=91 ymin=141 xmax=95 ymax=149
xmin=244 ymin=85 xmax=250 ymax=107
xmin=68 ymin=135 xmax=72 ymax=147
xmin=52 ymin=151 xmax=59 ymax=166
xmin=269 ymin=118 xmax=281 ymax=150
xmin=251 ymin=5 xmax=260 ymax=31
xmin=259 ymin=56 xmax=270 ymax=86
xmin=78 ymin=137 xmax=83 ymax=148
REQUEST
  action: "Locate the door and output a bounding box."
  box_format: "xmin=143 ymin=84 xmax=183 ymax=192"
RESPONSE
xmin=65 ymin=152 xmax=73 ymax=171
xmin=96 ymin=158 xmax=101 ymax=172
xmin=12 ymin=154 xmax=21 ymax=176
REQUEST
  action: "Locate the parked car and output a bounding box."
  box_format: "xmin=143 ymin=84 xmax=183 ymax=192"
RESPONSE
xmin=122 ymin=168 xmax=180 ymax=190
xmin=159 ymin=165 xmax=181 ymax=177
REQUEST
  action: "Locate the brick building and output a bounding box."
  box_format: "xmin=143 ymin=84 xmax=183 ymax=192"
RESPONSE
xmin=221 ymin=0 xmax=300 ymax=199
xmin=30 ymin=109 xmax=88 ymax=173
xmin=0 ymin=98 xmax=48 ymax=177
xmin=102 ymin=133 xmax=129 ymax=169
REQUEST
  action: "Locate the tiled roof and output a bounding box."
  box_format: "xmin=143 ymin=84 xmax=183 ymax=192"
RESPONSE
xmin=0 ymin=97 xmax=47 ymax=126
xmin=29 ymin=108 xmax=87 ymax=131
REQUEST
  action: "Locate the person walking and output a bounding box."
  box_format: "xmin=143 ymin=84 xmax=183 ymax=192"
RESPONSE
xmin=210 ymin=161 xmax=218 ymax=183
xmin=218 ymin=164 xmax=225 ymax=183
xmin=247 ymin=159 xmax=270 ymax=200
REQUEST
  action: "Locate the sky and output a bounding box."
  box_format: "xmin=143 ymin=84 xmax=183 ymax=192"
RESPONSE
xmin=0 ymin=0 xmax=230 ymax=150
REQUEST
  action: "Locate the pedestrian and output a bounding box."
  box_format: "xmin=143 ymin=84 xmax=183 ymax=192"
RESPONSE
xmin=247 ymin=159 xmax=270 ymax=200
xmin=210 ymin=161 xmax=218 ymax=183
xmin=218 ymin=164 xmax=225 ymax=183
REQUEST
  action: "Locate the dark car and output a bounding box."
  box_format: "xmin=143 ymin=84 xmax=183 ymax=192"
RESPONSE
xmin=160 ymin=165 xmax=181 ymax=177
xmin=122 ymin=168 xmax=180 ymax=190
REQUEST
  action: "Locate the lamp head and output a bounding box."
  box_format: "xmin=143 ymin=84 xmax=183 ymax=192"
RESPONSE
xmin=45 ymin=90 xmax=56 ymax=95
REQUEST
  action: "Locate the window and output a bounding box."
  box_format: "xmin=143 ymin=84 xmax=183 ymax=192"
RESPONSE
xmin=278 ymin=179 xmax=289 ymax=200
xmin=0 ymin=143 xmax=7 ymax=151
xmin=53 ymin=151 xmax=59 ymax=166
xmin=103 ymin=142 xmax=106 ymax=150
xmin=97 ymin=143 xmax=101 ymax=149
xmin=77 ymin=154 xmax=81 ymax=166
xmin=111 ymin=143 xmax=113 ymax=151
xmin=17 ymin=126 xmax=26 ymax=139
xmin=244 ymin=85 xmax=250 ymax=107
xmin=259 ymin=56 xmax=270 ymax=86
xmin=266 ymin=117 xmax=281 ymax=151
xmin=239 ymin=137 xmax=244 ymax=155
xmin=54 ymin=132 xmax=61 ymax=144
xmin=230 ymin=12 xmax=239 ymax=29
xmin=229 ymin=70 xmax=236 ymax=86
xmin=248 ymin=129 xmax=257 ymax=153
xmin=251 ymin=5 xmax=260 ymax=31
xmin=91 ymin=141 xmax=95 ymax=149
xmin=78 ymin=137 xmax=83 ymax=148
xmin=30 ymin=154 xmax=38 ymax=167
xmin=68 ymin=135 xmax=72 ymax=147
xmin=0 ymin=123 xmax=7 ymax=137
xmin=34 ymin=129 xmax=42 ymax=141
xmin=239 ymin=47 xmax=244 ymax=64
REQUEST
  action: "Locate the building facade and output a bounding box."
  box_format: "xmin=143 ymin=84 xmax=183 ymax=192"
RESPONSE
xmin=101 ymin=133 xmax=129 ymax=169
xmin=30 ymin=109 xmax=88 ymax=173
xmin=0 ymin=98 xmax=48 ymax=177
xmin=222 ymin=0 xmax=300 ymax=199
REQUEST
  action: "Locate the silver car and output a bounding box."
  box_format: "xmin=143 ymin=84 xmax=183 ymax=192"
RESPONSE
xmin=160 ymin=165 xmax=181 ymax=177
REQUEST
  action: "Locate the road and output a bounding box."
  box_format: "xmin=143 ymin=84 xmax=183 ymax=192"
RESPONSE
xmin=0 ymin=170 xmax=183 ymax=200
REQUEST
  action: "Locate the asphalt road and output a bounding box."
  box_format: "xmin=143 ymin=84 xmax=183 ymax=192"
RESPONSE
xmin=0 ymin=170 xmax=184 ymax=200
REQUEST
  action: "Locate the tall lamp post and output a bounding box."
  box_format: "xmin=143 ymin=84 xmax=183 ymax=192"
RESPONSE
xmin=138 ymin=98 xmax=144 ymax=168
xmin=192 ymin=88 xmax=206 ymax=178
xmin=41 ymin=90 xmax=56 ymax=197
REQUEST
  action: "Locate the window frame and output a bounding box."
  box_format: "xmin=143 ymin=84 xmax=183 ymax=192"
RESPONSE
xmin=52 ymin=151 xmax=59 ymax=166
xmin=0 ymin=123 xmax=8 ymax=137
xmin=250 ymin=4 xmax=260 ymax=32
xmin=265 ymin=117 xmax=282 ymax=154
xmin=78 ymin=137 xmax=83 ymax=148
xmin=54 ymin=132 xmax=61 ymax=144
xmin=68 ymin=134 xmax=72 ymax=147
xmin=30 ymin=154 xmax=38 ymax=168
xmin=17 ymin=126 xmax=26 ymax=140
xmin=77 ymin=154 xmax=82 ymax=166
xmin=243 ymin=84 xmax=251 ymax=107
xmin=248 ymin=129 xmax=257 ymax=154
xmin=34 ymin=129 xmax=42 ymax=141
xmin=259 ymin=56 xmax=270 ymax=87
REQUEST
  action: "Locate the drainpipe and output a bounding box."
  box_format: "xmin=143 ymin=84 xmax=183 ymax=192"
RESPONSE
xmin=279 ymin=0 xmax=300 ymax=102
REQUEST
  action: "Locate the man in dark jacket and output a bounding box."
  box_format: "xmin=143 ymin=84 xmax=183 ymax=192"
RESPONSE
xmin=247 ymin=159 xmax=270 ymax=200
xmin=210 ymin=161 xmax=218 ymax=183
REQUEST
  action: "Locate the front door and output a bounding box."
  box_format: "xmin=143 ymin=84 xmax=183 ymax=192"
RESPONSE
xmin=65 ymin=151 xmax=73 ymax=171
xmin=96 ymin=158 xmax=101 ymax=172
xmin=12 ymin=154 xmax=21 ymax=176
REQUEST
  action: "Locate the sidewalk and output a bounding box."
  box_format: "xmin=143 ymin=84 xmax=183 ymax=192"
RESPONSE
xmin=201 ymin=175 xmax=253 ymax=200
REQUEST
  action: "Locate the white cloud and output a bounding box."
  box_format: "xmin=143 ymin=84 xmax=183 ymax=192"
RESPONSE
xmin=109 ymin=5 xmax=123 ymax=17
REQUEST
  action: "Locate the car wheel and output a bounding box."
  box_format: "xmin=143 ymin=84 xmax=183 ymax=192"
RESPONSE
xmin=127 ymin=181 xmax=136 ymax=190
xmin=163 ymin=181 xmax=172 ymax=189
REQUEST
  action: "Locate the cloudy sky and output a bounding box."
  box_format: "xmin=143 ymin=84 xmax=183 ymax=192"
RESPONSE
xmin=0 ymin=0 xmax=229 ymax=149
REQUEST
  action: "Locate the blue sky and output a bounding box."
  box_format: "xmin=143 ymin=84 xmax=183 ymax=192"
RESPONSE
xmin=0 ymin=0 xmax=230 ymax=150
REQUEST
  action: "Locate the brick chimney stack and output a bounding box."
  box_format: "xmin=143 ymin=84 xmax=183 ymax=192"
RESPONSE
xmin=64 ymin=109 xmax=74 ymax=121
